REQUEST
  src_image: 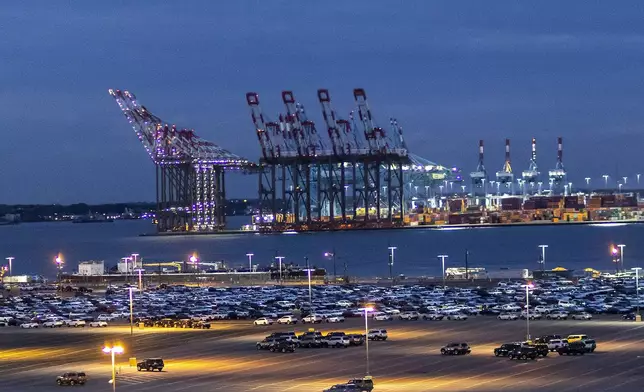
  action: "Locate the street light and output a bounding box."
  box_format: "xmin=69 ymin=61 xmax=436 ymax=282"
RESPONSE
xmin=360 ymin=306 xmax=374 ymax=375
xmin=128 ymin=287 xmax=134 ymax=337
xmin=387 ymin=246 xmax=397 ymax=281
xmin=437 ymin=255 xmax=448 ymax=288
xmin=275 ymin=256 xmax=285 ymax=283
xmin=603 ymin=174 xmax=609 ymax=188
xmin=134 ymin=268 xmax=145 ymax=292
xmin=303 ymin=268 xmax=314 ymax=305
xmin=633 ymin=267 xmax=642 ymax=321
xmin=5 ymin=257 xmax=14 ymax=278
xmin=611 ymin=246 xmax=619 ymax=273
xmin=246 ymin=253 xmax=254 ymax=272
xmin=538 ymin=245 xmax=548 ymax=271
xmin=102 ymin=345 xmax=124 ymax=392
xmin=131 ymin=253 xmax=139 ymax=270
xmin=585 ymin=177 xmax=591 ymax=186
xmin=637 ymin=174 xmax=641 ymax=185
xmin=618 ymin=244 xmax=626 ymax=272
xmin=55 ymin=255 xmax=64 ymax=291
xmin=324 ymin=250 xmax=337 ymax=282
xmin=525 ymin=283 xmax=534 ymax=340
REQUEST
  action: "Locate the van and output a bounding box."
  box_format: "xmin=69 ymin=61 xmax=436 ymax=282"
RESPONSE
xmin=566 ymin=334 xmax=588 ymax=343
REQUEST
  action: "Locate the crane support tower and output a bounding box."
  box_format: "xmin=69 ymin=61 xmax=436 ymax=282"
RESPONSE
xmin=469 ymin=140 xmax=487 ymax=195
xmin=548 ymin=137 xmax=566 ymax=194
xmin=247 ymin=88 xmax=410 ymax=232
xmin=521 ymin=138 xmax=540 ymax=193
xmin=495 ymin=139 xmax=514 ymax=193
xmin=108 ymin=89 xmax=256 ymax=233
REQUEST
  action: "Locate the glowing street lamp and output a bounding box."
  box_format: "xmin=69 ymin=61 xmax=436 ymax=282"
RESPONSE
xmin=387 ymin=246 xmax=397 ymax=281
xmin=275 ymin=256 xmax=285 ymax=283
xmin=246 ymin=253 xmax=254 ymax=272
xmin=585 ymin=177 xmax=591 ymax=186
xmin=102 ymin=345 xmax=124 ymax=391
xmin=134 ymin=268 xmax=145 ymax=292
xmin=5 ymin=257 xmax=14 ymax=277
xmin=131 ymin=253 xmax=139 ymax=269
xmin=603 ymin=174 xmax=609 ymax=188
xmin=538 ymin=245 xmax=548 ymax=271
xmin=55 ymin=255 xmax=64 ymax=291
xmin=633 ymin=267 xmax=642 ymax=321
xmin=618 ymin=244 xmax=626 ymax=272
xmin=524 ymin=283 xmax=534 ymax=340
xmin=360 ymin=306 xmax=374 ymax=375
xmin=324 ymin=250 xmax=337 ymax=282
xmin=437 ymin=255 xmax=448 ymax=288
xmin=611 ymin=246 xmax=620 ymax=273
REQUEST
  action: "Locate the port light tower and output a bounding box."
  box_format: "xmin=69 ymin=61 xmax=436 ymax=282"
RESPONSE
xmin=469 ymin=140 xmax=487 ymax=196
xmin=521 ymin=138 xmax=539 ymax=192
xmin=548 ymin=137 xmax=566 ymax=194
xmin=495 ymin=139 xmax=514 ymax=193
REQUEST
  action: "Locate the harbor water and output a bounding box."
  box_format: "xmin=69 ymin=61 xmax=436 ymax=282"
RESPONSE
xmin=1 ymin=217 xmax=643 ymax=279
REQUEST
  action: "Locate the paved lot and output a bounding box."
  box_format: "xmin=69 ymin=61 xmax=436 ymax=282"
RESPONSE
xmin=1 ymin=315 xmax=644 ymax=391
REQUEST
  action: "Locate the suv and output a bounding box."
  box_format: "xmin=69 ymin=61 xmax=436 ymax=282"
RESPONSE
xmin=299 ymin=335 xmax=323 ymax=348
xmin=326 ymin=335 xmax=351 ymax=348
xmin=508 ymin=347 xmax=538 ymax=360
xmin=557 ymin=341 xmax=587 ymax=356
xmin=494 ymin=343 xmax=521 ymax=357
xmin=277 ymin=315 xmax=298 ymax=325
xmin=257 ymin=338 xmax=284 ymax=350
xmin=348 ymin=334 xmax=365 ymax=346
xmin=528 ymin=343 xmax=549 ymax=357
xmin=367 ymin=329 xmax=388 ymax=341
xmin=399 ymin=311 xmax=419 ymax=321
xmin=269 ymin=340 xmax=295 ymax=353
xmin=581 ymin=339 xmax=596 ymax=353
xmin=137 ymin=358 xmax=164 ymax=371
xmin=56 ymin=372 xmax=87 ymax=386
xmin=347 ymin=376 xmax=374 ymax=392
xmin=535 ymin=335 xmax=562 ymax=344
xmin=546 ymin=339 xmax=568 ymax=351
xmin=441 ymin=342 xmax=471 ymax=355
xmin=324 ymin=385 xmax=362 ymax=392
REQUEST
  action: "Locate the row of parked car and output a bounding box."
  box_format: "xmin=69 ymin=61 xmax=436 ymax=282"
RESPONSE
xmin=256 ymin=329 xmax=389 ymax=352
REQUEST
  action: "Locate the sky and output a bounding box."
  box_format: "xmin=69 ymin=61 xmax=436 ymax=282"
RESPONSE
xmin=2 ymin=1 xmax=644 ymax=204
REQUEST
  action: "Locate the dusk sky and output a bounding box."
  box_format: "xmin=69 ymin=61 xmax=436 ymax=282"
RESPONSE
xmin=2 ymin=1 xmax=644 ymax=204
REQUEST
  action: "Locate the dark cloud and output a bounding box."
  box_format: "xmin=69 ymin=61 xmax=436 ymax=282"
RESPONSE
xmin=1 ymin=1 xmax=643 ymax=203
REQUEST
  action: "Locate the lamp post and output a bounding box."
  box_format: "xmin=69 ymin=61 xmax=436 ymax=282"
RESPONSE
xmin=611 ymin=246 xmax=619 ymax=273
xmin=525 ymin=283 xmax=534 ymax=340
xmin=102 ymin=345 xmax=124 ymax=392
xmin=275 ymin=256 xmax=285 ymax=283
xmin=633 ymin=267 xmax=642 ymax=321
xmin=437 ymin=255 xmax=448 ymax=288
xmin=361 ymin=307 xmax=374 ymax=375
xmin=538 ymin=245 xmax=548 ymax=271
xmin=5 ymin=257 xmax=13 ymax=278
xmin=246 ymin=253 xmax=254 ymax=272
xmin=387 ymin=246 xmax=397 ymax=282
xmin=131 ymin=253 xmax=139 ymax=271
xmin=324 ymin=250 xmax=337 ymax=282
xmin=603 ymin=174 xmax=609 ymax=188
xmin=618 ymin=244 xmax=626 ymax=272
xmin=134 ymin=268 xmax=145 ymax=292
xmin=637 ymin=174 xmax=641 ymax=185
xmin=585 ymin=177 xmax=591 ymax=186
xmin=128 ymin=287 xmax=134 ymax=337
xmin=304 ymin=267 xmax=314 ymax=305
xmin=55 ymin=255 xmax=64 ymax=292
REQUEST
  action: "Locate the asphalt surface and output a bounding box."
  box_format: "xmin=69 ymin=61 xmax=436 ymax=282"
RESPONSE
xmin=2 ymin=315 xmax=644 ymax=391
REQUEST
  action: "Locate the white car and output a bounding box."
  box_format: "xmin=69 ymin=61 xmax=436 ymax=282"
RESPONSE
xmin=498 ymin=313 xmax=519 ymax=321
xmin=399 ymin=311 xmax=420 ymax=321
xmin=520 ymin=311 xmax=542 ymax=320
xmin=446 ymin=313 xmax=468 ymax=321
xmin=373 ymin=312 xmax=393 ymax=321
xmin=326 ymin=315 xmax=345 ymax=323
xmin=253 ymin=317 xmax=274 ymax=326
xmin=422 ymin=313 xmax=444 ymax=321
xmin=302 ymin=314 xmax=323 ymax=324
xmin=68 ymin=319 xmax=86 ymax=328
xmin=546 ymin=311 xmax=569 ymax=320
xmin=277 ymin=315 xmax=298 ymax=325
xmin=20 ymin=322 xmax=39 ymax=329
xmin=326 ymin=335 xmax=350 ymax=348
xmin=97 ymin=314 xmax=114 ymax=322
xmin=547 ymin=339 xmax=568 ymax=351
xmin=89 ymin=321 xmax=108 ymax=327
xmin=43 ymin=320 xmax=63 ymax=328
xmin=571 ymin=312 xmax=592 ymax=320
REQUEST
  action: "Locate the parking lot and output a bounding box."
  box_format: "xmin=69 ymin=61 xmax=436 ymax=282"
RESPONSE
xmin=2 ymin=315 xmax=644 ymax=391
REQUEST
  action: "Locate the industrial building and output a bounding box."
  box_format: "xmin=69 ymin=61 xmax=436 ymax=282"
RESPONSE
xmin=78 ymin=260 xmax=105 ymax=276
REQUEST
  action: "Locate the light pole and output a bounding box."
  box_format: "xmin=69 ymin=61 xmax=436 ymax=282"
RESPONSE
xmin=525 ymin=284 xmax=534 ymax=340
xmin=55 ymin=255 xmax=64 ymax=292
xmin=637 ymin=174 xmax=641 ymax=185
xmin=304 ymin=267 xmax=314 ymax=305
xmin=102 ymin=345 xmax=124 ymax=392
xmin=134 ymin=268 xmax=145 ymax=292
xmin=538 ymin=245 xmax=548 ymax=271
xmin=128 ymin=287 xmax=134 ymax=337
xmin=618 ymin=244 xmax=626 ymax=272
xmin=633 ymin=267 xmax=642 ymax=321
xmin=275 ymin=256 xmax=285 ymax=283
xmin=387 ymin=246 xmax=397 ymax=282
xmin=324 ymin=250 xmax=337 ymax=282
xmin=361 ymin=306 xmax=374 ymax=375
xmin=246 ymin=253 xmax=254 ymax=272
xmin=131 ymin=253 xmax=139 ymax=270
xmin=5 ymin=257 xmax=13 ymax=278
xmin=603 ymin=174 xmax=609 ymax=188
xmin=585 ymin=177 xmax=591 ymax=186
xmin=438 ymin=255 xmax=448 ymax=288
xmin=611 ymin=246 xmax=619 ymax=273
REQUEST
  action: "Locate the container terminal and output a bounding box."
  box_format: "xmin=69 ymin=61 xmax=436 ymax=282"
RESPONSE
xmin=108 ymin=88 xmax=643 ymax=234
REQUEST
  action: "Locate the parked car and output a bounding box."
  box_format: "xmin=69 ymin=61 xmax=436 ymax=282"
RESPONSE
xmin=367 ymin=329 xmax=388 ymax=341
xmin=373 ymin=312 xmax=393 ymax=321
xmin=497 ymin=313 xmax=519 ymax=321
xmin=571 ymin=312 xmax=593 ymax=320
xmin=446 ymin=313 xmax=468 ymax=321
xmin=56 ymin=372 xmax=87 ymax=386
xmin=547 ymin=339 xmax=568 ymax=351
xmin=253 ymin=317 xmax=274 ymax=326
xmin=557 ymin=342 xmax=587 ymax=356
xmin=346 ymin=376 xmax=374 ymax=392
xmin=20 ymin=322 xmax=39 ymax=329
xmin=137 ymin=358 xmax=164 ymax=371
xmin=508 ymin=347 xmax=538 ymax=360
xmin=441 ymin=342 xmax=471 ymax=355
xmin=89 ymin=321 xmax=107 ymax=328
xmin=422 ymin=313 xmax=444 ymax=321
xmin=326 ymin=315 xmax=345 ymax=323
xmin=494 ymin=343 xmax=521 ymax=357
xmin=581 ymin=339 xmax=597 ymax=352
xmin=302 ymin=314 xmax=323 ymax=324
xmin=277 ymin=315 xmax=298 ymax=325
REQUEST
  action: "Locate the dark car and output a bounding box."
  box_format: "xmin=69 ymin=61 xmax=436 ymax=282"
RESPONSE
xmin=56 ymin=372 xmax=87 ymax=386
xmin=622 ymin=313 xmax=637 ymax=321
xmin=494 ymin=343 xmax=521 ymax=357
xmin=137 ymin=358 xmax=164 ymax=371
xmin=557 ymin=341 xmax=587 ymax=356
xmin=269 ymin=340 xmax=295 ymax=353
xmin=441 ymin=342 xmax=471 ymax=355
xmin=324 ymin=384 xmax=362 ymax=392
xmin=192 ymin=321 xmax=211 ymax=329
xmin=508 ymin=347 xmax=538 ymax=360
xmin=256 ymin=338 xmax=284 ymax=350
xmin=347 ymin=376 xmax=374 ymax=392
xmin=534 ymin=334 xmax=562 ymax=344
xmin=349 ymin=334 xmax=365 ymax=346
xmin=528 ymin=343 xmax=549 ymax=357
xmin=300 ymin=336 xmax=323 ymax=348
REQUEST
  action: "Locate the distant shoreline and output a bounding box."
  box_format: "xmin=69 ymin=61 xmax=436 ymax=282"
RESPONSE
xmin=141 ymin=218 xmax=644 ymax=237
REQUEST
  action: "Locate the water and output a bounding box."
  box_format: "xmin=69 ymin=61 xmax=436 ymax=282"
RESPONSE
xmin=1 ymin=217 xmax=643 ymax=279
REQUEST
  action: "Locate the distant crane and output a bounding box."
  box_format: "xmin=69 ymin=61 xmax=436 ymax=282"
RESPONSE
xmin=521 ymin=138 xmax=540 ymax=193
xmin=548 ymin=137 xmax=566 ymax=194
xmin=496 ymin=139 xmax=514 ymax=194
xmin=469 ymin=140 xmax=487 ymax=195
